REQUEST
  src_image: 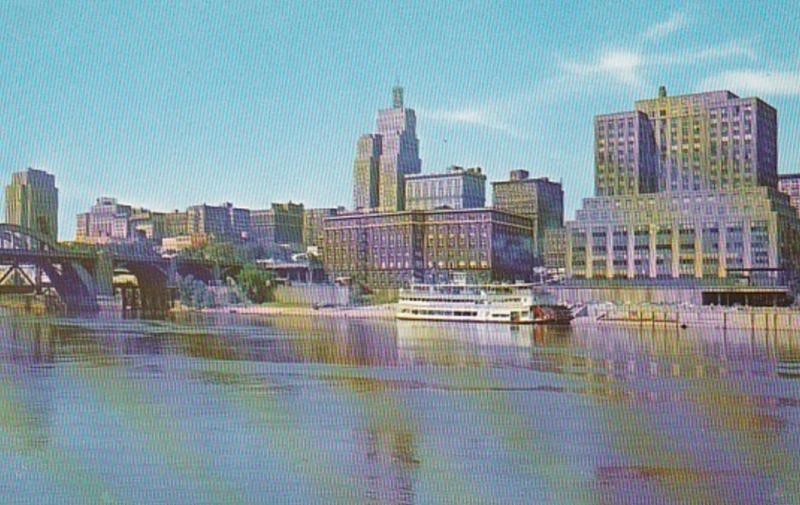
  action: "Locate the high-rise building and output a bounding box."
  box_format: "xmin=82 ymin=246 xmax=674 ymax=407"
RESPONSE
xmin=405 ymin=166 xmax=486 ymax=211
xmin=594 ymin=111 xmax=658 ymax=196
xmin=567 ymin=89 xmax=800 ymax=296
xmin=595 ymin=87 xmax=777 ymax=196
xmin=352 ymin=87 xmax=422 ymax=211
xmin=376 ymin=86 xmax=422 ymax=211
xmin=4 ymin=167 xmax=59 ymax=241
xmin=778 ymin=173 xmax=800 ymax=218
xmin=492 ymin=170 xmax=564 ymax=260
xmin=353 ymin=134 xmax=382 ymax=209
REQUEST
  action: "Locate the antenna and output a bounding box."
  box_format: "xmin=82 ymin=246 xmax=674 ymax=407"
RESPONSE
xmin=392 ymin=82 xmax=404 ymax=108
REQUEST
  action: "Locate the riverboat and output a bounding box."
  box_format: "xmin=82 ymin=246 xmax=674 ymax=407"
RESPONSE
xmin=396 ymin=283 xmax=573 ymax=324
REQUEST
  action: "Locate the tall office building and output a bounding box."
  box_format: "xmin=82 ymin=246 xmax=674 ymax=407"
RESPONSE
xmin=594 ymin=111 xmax=658 ymax=196
xmin=376 ymin=86 xmax=422 ymax=211
xmin=492 ymin=170 xmax=564 ymax=260
xmin=352 ymin=87 xmax=422 ymax=211
xmin=567 ymin=88 xmax=800 ymax=296
xmin=353 ymin=134 xmax=382 ymax=209
xmin=595 ymin=87 xmax=777 ymax=196
xmin=4 ymin=168 xmax=59 ymax=241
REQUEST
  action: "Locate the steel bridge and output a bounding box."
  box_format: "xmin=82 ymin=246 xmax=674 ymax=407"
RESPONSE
xmin=0 ymin=224 xmax=241 ymax=313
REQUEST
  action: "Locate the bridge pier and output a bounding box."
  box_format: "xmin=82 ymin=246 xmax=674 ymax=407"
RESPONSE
xmin=94 ymin=251 xmax=114 ymax=296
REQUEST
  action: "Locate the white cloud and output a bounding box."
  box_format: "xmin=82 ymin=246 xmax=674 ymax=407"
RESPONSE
xmin=644 ymin=12 xmax=689 ymax=40
xmin=563 ymin=41 xmax=756 ymax=88
xmin=699 ymin=70 xmax=800 ymax=96
xmin=418 ymin=105 xmax=522 ymax=137
xmin=563 ymin=50 xmax=643 ymax=86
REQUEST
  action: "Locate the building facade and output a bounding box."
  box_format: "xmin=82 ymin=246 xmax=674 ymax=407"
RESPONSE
xmin=491 ymin=170 xmax=564 ymax=260
xmin=405 ymin=166 xmax=486 ymax=211
xmin=4 ymin=168 xmax=59 ymax=241
xmin=186 ymin=202 xmax=249 ymax=241
xmin=128 ymin=209 xmax=166 ymax=242
xmin=595 ymin=87 xmax=777 ymax=196
xmin=778 ymin=173 xmax=800 ymax=218
xmin=322 ymin=208 xmax=534 ymax=288
xmin=251 ymin=202 xmax=304 ymax=247
xmin=353 ymin=134 xmax=382 ymax=210
xmin=543 ymin=227 xmax=567 ymax=272
xmin=303 ymin=207 xmax=342 ymax=250
xmin=566 ymin=187 xmax=800 ymax=280
xmin=376 ymin=87 xmax=422 ymax=211
xmin=594 ymin=111 xmax=658 ymax=196
xmin=163 ymin=210 xmax=189 ymax=238
xmin=75 ymin=197 xmax=133 ymax=244
xmin=352 ymin=87 xmax=422 ymax=212
xmin=567 ymin=88 xmax=798 ymax=289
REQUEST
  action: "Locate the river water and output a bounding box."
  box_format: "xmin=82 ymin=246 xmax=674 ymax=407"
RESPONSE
xmin=0 ymin=310 xmax=798 ymax=504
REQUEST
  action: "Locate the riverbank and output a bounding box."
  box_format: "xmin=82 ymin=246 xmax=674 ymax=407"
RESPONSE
xmin=575 ymin=302 xmax=800 ymax=330
xmin=193 ymin=303 xmax=397 ymax=320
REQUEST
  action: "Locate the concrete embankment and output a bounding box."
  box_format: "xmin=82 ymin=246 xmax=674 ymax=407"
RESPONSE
xmin=577 ymin=303 xmax=800 ymax=331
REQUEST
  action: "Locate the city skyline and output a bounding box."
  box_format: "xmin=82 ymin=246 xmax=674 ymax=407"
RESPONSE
xmin=3 ymin=1 xmax=800 ymax=240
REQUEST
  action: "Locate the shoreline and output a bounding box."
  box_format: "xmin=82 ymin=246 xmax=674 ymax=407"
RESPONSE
xmin=195 ymin=303 xmax=398 ymax=320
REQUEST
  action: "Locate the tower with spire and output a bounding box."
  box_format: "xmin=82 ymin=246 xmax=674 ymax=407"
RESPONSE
xmin=352 ymin=86 xmax=422 ymax=211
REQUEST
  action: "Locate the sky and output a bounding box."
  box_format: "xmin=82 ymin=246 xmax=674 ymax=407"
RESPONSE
xmin=2 ymin=0 xmax=800 ymax=240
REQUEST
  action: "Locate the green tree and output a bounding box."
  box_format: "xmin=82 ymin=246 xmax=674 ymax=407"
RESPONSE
xmin=236 ymin=264 xmax=274 ymax=304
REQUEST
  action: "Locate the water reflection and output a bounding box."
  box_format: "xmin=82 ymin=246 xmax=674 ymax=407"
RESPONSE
xmin=0 ymin=309 xmax=798 ymax=504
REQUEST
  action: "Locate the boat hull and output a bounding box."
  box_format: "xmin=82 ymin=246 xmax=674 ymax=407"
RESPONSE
xmin=396 ymin=283 xmax=573 ymax=325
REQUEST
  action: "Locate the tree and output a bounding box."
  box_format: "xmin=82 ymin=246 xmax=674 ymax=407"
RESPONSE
xmin=177 ymin=274 xmax=216 ymax=309
xmin=236 ymin=264 xmax=274 ymax=304
xmin=178 ymin=242 xmax=264 ymax=264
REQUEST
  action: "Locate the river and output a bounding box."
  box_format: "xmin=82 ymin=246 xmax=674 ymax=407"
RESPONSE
xmin=0 ymin=310 xmax=798 ymax=504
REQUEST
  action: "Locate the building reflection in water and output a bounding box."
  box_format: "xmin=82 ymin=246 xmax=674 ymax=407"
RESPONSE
xmin=0 ymin=318 xmax=57 ymax=453
xmin=0 ymin=309 xmax=798 ymax=504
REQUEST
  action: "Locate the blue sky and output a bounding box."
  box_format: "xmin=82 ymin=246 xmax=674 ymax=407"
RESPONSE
xmin=2 ymin=1 xmax=800 ymax=240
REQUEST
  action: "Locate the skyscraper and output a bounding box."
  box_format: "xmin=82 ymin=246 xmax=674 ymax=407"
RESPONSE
xmin=567 ymin=88 xmax=799 ymax=290
xmin=376 ymin=86 xmax=422 ymax=211
xmin=353 ymin=134 xmax=382 ymax=209
xmin=4 ymin=167 xmax=59 ymax=241
xmin=595 ymin=88 xmax=777 ymax=196
xmin=352 ymin=87 xmax=422 ymax=211
xmin=594 ymin=111 xmax=658 ymax=196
